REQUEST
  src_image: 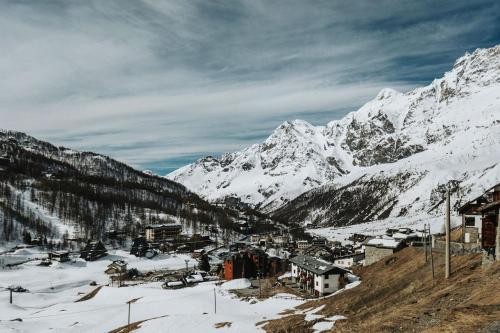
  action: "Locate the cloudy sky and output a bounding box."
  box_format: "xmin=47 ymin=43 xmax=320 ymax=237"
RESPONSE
xmin=1 ymin=0 xmax=499 ymax=174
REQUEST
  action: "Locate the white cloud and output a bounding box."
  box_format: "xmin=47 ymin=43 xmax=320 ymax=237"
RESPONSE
xmin=0 ymin=0 xmax=498 ymax=173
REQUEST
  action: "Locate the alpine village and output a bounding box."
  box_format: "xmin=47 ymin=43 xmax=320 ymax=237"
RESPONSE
xmin=1 ymin=3 xmax=500 ymax=333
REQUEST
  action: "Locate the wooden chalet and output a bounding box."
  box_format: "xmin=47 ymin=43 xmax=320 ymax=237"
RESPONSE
xmin=105 ymin=260 xmax=128 ymax=275
xmin=80 ymin=241 xmax=107 ymax=261
xmin=130 ymin=237 xmax=149 ymax=257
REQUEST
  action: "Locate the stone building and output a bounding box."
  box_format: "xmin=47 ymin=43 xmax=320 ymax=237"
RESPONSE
xmin=364 ymin=237 xmax=403 ymax=265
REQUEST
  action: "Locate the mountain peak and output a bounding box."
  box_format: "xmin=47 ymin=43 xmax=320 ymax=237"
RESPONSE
xmin=376 ymin=88 xmax=401 ymax=100
xmin=168 ymin=45 xmax=500 ymax=212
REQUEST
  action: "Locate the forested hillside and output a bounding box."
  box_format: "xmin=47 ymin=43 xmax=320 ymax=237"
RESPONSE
xmin=0 ymin=131 xmax=275 ymax=244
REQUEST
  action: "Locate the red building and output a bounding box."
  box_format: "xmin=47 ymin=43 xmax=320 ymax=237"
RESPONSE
xmin=223 ymin=249 xmax=286 ymax=280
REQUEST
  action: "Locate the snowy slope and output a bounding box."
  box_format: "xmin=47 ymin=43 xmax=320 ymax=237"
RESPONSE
xmin=168 ymin=45 xmax=500 ymax=217
xmin=0 ymin=248 xmax=303 ymax=333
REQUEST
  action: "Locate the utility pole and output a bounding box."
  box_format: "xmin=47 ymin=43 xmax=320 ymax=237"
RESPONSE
xmin=445 ymin=188 xmax=451 ymax=279
xmin=258 ymin=271 xmax=262 ymax=298
xmin=126 ymin=298 xmax=141 ymax=331
xmin=9 ymin=288 xmax=12 ymax=304
xmin=213 ymin=288 xmax=217 ymax=314
xmin=185 ymin=259 xmax=189 ymax=272
xmin=428 ymin=225 xmax=435 ymax=279
xmin=423 ymin=223 xmax=428 ymax=262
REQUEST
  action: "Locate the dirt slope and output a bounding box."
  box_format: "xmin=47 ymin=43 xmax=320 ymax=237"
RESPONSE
xmin=263 ymin=247 xmax=500 ymax=332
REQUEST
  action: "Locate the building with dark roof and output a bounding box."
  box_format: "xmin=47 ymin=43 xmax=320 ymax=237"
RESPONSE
xmin=80 ymin=240 xmax=107 ymax=261
xmin=290 ymin=255 xmax=349 ymax=296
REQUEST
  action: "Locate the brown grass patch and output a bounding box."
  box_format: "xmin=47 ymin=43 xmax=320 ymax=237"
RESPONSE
xmin=264 ymin=247 xmax=500 ymax=332
xmin=75 ymin=286 xmax=102 ymax=302
xmin=214 ymin=321 xmax=232 ymax=328
xmin=107 ymin=315 xmax=168 ymax=333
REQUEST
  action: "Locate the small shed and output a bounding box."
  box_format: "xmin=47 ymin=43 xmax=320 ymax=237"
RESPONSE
xmin=48 ymin=251 xmax=70 ymax=263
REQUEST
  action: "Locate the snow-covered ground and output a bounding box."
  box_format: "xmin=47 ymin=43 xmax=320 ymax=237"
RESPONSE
xmin=0 ymin=248 xmax=304 ymax=332
xmin=308 ymin=213 xmax=462 ymax=243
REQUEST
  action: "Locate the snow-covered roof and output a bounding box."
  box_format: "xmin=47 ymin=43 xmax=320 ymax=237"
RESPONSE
xmin=366 ymin=237 xmax=402 ymax=249
xmin=392 ymin=232 xmax=419 ymax=240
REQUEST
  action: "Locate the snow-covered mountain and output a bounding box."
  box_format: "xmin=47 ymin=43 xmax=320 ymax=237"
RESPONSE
xmin=168 ymin=45 xmax=500 ymax=222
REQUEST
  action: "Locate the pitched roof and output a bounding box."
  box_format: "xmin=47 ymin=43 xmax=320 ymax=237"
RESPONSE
xmin=289 ymin=255 xmax=349 ymax=275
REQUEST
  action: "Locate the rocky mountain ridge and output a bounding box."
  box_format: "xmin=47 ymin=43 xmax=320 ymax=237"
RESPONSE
xmin=168 ymin=45 xmax=500 ymax=226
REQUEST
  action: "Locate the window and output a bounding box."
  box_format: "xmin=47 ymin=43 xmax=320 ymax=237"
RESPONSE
xmin=324 ymin=274 xmax=329 ymax=279
xmin=324 ymin=283 xmax=329 ymax=288
xmin=316 ymin=281 xmax=318 ymax=286
xmin=465 ymin=217 xmax=475 ymax=227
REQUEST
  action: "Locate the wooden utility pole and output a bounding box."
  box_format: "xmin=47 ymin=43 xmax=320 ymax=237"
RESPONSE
xmin=213 ymin=288 xmax=217 ymax=314
xmin=428 ymin=225 xmax=435 ymax=279
xmin=445 ymin=189 xmax=451 ymax=279
xmin=9 ymin=288 xmax=12 ymax=304
xmin=423 ymin=223 xmax=428 ymax=262
xmin=126 ymin=298 xmax=141 ymax=331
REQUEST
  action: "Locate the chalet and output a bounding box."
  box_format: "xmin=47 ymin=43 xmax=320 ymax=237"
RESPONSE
xmin=458 ymin=184 xmax=500 ymax=261
xmin=105 ymin=260 xmax=128 ymax=275
xmin=145 ymin=223 xmax=182 ymax=242
xmin=80 ymin=241 xmax=107 ymax=261
xmin=364 ymin=237 xmax=403 ymax=265
xmin=48 ymin=251 xmax=70 ymax=263
xmin=290 ymin=255 xmax=349 ymax=296
xmin=105 ymin=260 xmax=128 ymax=287
xmin=130 ymin=237 xmax=149 ymax=257
xmin=333 ymin=252 xmax=365 ymax=268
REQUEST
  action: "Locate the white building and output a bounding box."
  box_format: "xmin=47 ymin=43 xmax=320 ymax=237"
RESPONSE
xmin=290 ymin=255 xmax=349 ymax=296
xmin=333 ymin=252 xmax=365 ymax=268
